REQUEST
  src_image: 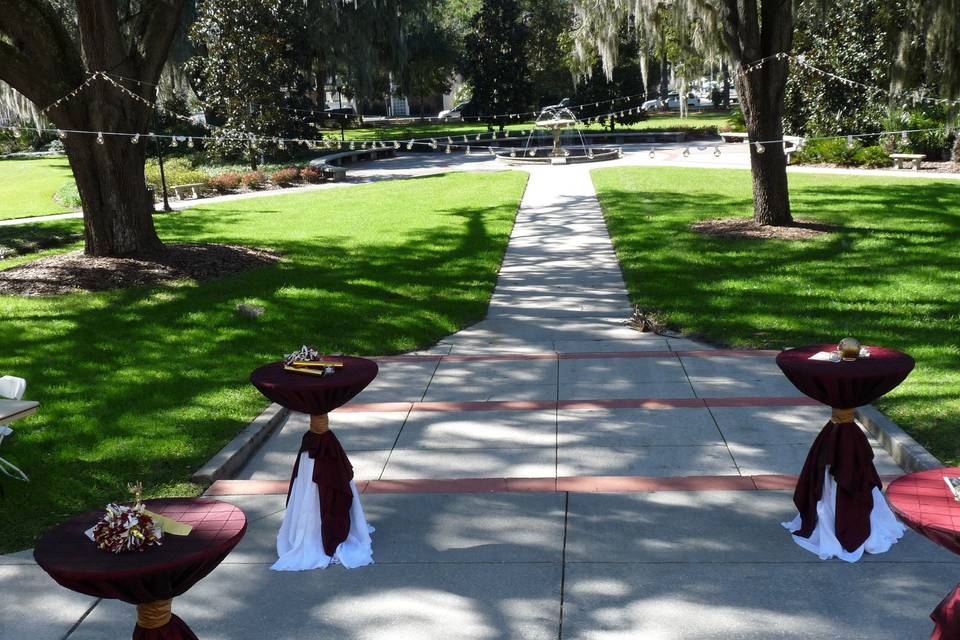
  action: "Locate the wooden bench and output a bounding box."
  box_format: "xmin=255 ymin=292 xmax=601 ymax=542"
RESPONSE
xmin=890 ymin=153 xmax=925 ymax=171
xmin=720 ymin=132 xmax=748 ymax=143
xmin=171 ymin=183 xmax=205 ymax=200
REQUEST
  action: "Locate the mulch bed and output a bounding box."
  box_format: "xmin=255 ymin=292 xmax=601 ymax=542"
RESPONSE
xmin=690 ymin=218 xmax=840 ymax=240
xmin=0 ymin=243 xmax=280 ymax=296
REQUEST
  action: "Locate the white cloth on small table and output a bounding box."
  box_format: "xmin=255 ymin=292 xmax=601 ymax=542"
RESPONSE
xmin=782 ymin=467 xmax=905 ymax=562
xmin=272 ymin=451 xmax=374 ymax=571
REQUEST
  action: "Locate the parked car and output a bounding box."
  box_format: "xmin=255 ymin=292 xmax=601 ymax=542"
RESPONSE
xmin=438 ymin=101 xmax=470 ymax=120
xmin=641 ymin=97 xmax=663 ymax=110
xmin=665 ymin=92 xmax=701 ymax=109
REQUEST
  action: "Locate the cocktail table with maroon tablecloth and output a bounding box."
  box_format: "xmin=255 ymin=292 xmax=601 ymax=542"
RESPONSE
xmin=776 ymin=344 xmax=915 ymax=561
xmin=34 ymin=498 xmax=246 ymax=640
xmin=888 ymin=468 xmax=960 ymax=640
xmin=250 ymin=357 xmax=378 ymax=571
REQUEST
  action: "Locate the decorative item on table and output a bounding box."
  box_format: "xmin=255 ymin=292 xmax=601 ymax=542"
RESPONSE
xmin=944 ymin=476 xmax=960 ymax=502
xmin=88 ymin=483 xmax=161 ymax=553
xmin=283 ymin=345 xmax=343 ymax=377
xmin=838 ymin=337 xmax=863 ymax=361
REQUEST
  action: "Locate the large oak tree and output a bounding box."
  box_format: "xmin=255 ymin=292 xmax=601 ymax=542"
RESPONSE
xmin=574 ymin=0 xmax=796 ymax=225
xmin=0 ymin=0 xmax=186 ymax=256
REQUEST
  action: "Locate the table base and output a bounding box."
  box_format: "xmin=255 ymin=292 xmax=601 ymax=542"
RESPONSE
xmin=132 ymin=610 xmax=198 ymax=640
xmin=931 ymin=584 xmax=960 ymax=640
xmin=783 ymin=468 xmax=905 ymax=562
xmin=274 ymin=454 xmax=374 ymax=571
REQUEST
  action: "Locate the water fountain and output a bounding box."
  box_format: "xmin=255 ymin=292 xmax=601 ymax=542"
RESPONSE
xmin=496 ymin=105 xmax=621 ymax=165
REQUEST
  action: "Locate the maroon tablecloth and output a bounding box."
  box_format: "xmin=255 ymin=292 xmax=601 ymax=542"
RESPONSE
xmin=250 ymin=357 xmax=378 ymax=416
xmin=888 ymin=469 xmax=960 ymax=639
xmin=34 ymin=498 xmax=246 ymax=639
xmin=776 ymin=344 xmax=914 ymax=552
xmin=289 ymin=430 xmax=354 ymax=556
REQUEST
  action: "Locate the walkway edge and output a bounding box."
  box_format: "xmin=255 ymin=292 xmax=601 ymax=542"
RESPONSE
xmin=857 ymin=405 xmax=943 ymax=472
xmin=191 ymin=403 xmax=289 ymax=484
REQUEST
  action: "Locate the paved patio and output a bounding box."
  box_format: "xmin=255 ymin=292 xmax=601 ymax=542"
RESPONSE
xmin=3 ymin=162 xmax=955 ymax=639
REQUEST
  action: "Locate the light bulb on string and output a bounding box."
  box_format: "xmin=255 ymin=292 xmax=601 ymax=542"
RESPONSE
xmin=846 ymin=135 xmax=854 ymax=149
xmin=648 ymin=149 xmax=655 ymax=159
xmin=510 ymin=149 xmax=517 ymax=157
xmin=528 ymin=147 xmax=537 ymax=157
xmin=445 ymin=145 xmax=451 ymax=154
xmin=188 ymin=137 xmax=195 ymax=148
xmin=465 ymin=146 xmax=471 ymax=156
xmin=714 ymin=146 xmax=722 ymax=157
xmin=430 ymin=139 xmax=438 ymax=149
xmin=487 ymin=146 xmax=495 ymax=155
xmin=349 ymin=141 xmax=355 ymax=150
xmin=97 ymin=131 xmax=105 ymax=145
xmin=406 ymin=139 xmax=414 ymax=150
xmin=683 ymin=148 xmax=690 ymax=157
xmin=754 ymin=142 xmax=765 ymax=154
xmin=475 ymin=133 xmax=482 ymax=141
xmin=131 ymin=133 xmax=140 ymax=144
xmin=58 ymin=129 xmax=67 ymax=140
xmin=170 ymin=136 xmax=178 ymax=148
xmin=393 ymin=141 xmax=400 ymax=149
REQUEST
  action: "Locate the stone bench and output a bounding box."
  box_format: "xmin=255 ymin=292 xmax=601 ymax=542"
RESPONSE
xmin=312 ymin=147 xmax=396 ymax=167
xmin=891 ymin=153 xmax=925 ymax=171
xmin=720 ymin=132 xmax=748 ymax=143
xmin=320 ymin=165 xmax=348 ymax=182
xmin=171 ymin=183 xmax=205 ymax=200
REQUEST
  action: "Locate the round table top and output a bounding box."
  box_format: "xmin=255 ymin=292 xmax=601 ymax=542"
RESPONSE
xmin=250 ymin=356 xmax=378 ymax=415
xmin=887 ymin=467 xmax=960 ymax=555
xmin=775 ymin=344 xmax=914 ymax=409
xmin=34 ymin=498 xmax=246 ymax=583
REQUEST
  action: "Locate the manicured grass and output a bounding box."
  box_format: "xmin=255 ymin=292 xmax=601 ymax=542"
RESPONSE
xmin=341 ymin=110 xmax=731 ymax=141
xmin=0 ymin=170 xmax=528 ymax=552
xmin=593 ymin=166 xmax=960 ymax=465
xmin=0 ymin=157 xmax=77 ymax=220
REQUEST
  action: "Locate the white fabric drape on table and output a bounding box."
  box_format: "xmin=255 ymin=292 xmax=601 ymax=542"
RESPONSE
xmin=0 ymin=376 xmax=26 ymax=403
xmin=272 ymin=451 xmax=374 ymax=571
xmin=782 ymin=467 xmax=905 ymax=562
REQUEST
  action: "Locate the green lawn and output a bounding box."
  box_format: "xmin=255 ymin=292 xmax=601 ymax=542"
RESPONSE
xmin=0 ymin=170 xmax=528 ymax=552
xmin=341 ymin=110 xmax=731 ymax=141
xmin=0 ymin=157 xmax=77 ymax=220
xmin=593 ymin=166 xmax=960 ymax=466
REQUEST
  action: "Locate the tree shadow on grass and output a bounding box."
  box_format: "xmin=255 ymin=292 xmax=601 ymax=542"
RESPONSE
xmin=595 ymin=177 xmax=960 ymax=462
xmin=0 ymin=181 xmax=522 ymax=551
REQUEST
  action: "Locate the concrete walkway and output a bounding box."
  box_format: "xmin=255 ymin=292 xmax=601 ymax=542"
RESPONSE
xmin=3 ymin=161 xmax=957 ymax=640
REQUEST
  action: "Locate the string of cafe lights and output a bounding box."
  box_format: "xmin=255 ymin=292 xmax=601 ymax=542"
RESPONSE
xmin=9 ymin=63 xmax=950 ymax=159
xmin=252 ymin=90 xmax=652 ymax=122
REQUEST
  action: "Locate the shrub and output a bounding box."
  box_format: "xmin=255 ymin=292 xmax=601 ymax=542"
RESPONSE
xmin=723 ymin=107 xmax=746 ymax=133
xmin=860 ymin=146 xmax=891 ymax=168
xmin=902 ymin=111 xmax=950 ymax=159
xmin=205 ymin=172 xmax=242 ymax=194
xmin=300 ymin=166 xmax=323 ymax=183
xmin=241 ymin=171 xmax=267 ymax=190
xmin=144 ymin=157 xmax=207 ymax=190
xmin=270 ymin=167 xmax=299 ymax=187
xmin=53 ymin=182 xmax=82 ymax=209
xmin=795 ymin=138 xmax=862 ymax=166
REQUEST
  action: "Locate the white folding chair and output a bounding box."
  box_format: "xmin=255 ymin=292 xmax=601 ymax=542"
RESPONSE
xmin=0 ymin=375 xmax=29 ymax=482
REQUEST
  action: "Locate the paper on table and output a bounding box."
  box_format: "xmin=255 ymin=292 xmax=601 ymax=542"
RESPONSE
xmin=143 ymin=510 xmax=193 ymax=536
xmin=808 ymin=351 xmax=837 ymax=361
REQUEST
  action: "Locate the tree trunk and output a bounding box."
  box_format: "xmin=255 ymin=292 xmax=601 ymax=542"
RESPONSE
xmin=738 ymin=58 xmax=792 ymax=226
xmin=65 ymin=129 xmax=162 ymax=256
xmin=721 ymin=61 xmax=731 ymax=109
xmin=658 ymin=43 xmax=669 ymax=103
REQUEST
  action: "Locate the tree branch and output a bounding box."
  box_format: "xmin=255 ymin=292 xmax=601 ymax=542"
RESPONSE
xmin=0 ymin=0 xmax=85 ymax=104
